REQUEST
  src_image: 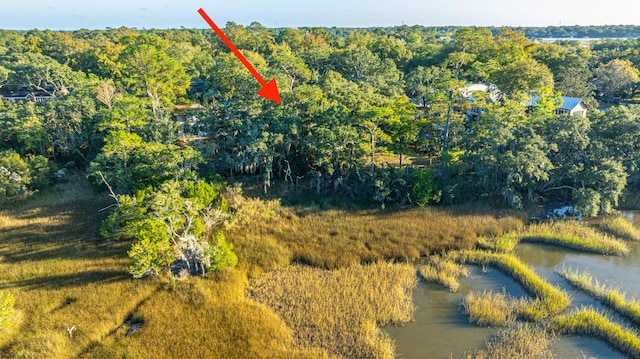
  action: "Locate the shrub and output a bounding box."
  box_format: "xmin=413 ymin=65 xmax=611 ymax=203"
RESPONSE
xmin=411 ymin=168 xmax=440 ymax=206
xmin=128 ymin=219 xmax=173 ymax=278
xmin=208 ymin=232 xmax=238 ymax=272
xmin=0 ymin=150 xmax=31 ymax=200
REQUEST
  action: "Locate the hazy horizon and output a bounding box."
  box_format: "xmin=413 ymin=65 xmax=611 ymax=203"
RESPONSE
xmin=1 ymin=0 xmax=639 ymax=31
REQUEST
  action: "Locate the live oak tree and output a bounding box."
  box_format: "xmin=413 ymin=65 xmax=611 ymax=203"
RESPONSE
xmin=3 ymin=52 xmax=85 ymax=96
xmin=593 ymin=59 xmax=640 ymax=100
xmin=119 ymin=41 xmax=190 ymax=117
xmin=491 ymin=57 xmax=554 ymax=96
xmin=103 ymin=179 xmax=237 ymax=278
xmin=3 ymin=25 xmax=640 ymax=217
xmin=532 ymin=43 xmax=597 ymax=107
xmin=0 ymin=65 xmax=8 ymax=87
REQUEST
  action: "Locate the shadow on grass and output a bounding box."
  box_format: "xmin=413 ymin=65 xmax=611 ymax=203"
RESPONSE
xmin=0 ymin=270 xmax=129 ymax=290
xmin=0 ymin=230 xmax=130 ymax=264
xmin=0 ymin=180 xmax=128 ymax=263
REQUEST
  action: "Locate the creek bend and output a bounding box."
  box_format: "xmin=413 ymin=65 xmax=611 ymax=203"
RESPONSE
xmin=386 ymin=212 xmax=640 ymax=358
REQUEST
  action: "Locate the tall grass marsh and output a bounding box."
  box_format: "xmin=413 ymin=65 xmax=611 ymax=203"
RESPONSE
xmin=596 ymin=216 xmax=640 ymax=241
xmin=419 ymin=254 xmax=469 ymax=292
xmin=6 ymin=174 xmax=640 ymax=358
xmin=462 ymin=290 xmax=525 ymax=327
xmin=551 ymin=307 xmax=640 ymax=359
xmin=456 ymin=250 xmax=571 ymax=320
xmin=559 ymin=267 xmax=640 ymax=325
xmin=0 ymin=176 xmax=160 ymax=358
xmin=461 ymin=325 xmax=553 ymax=359
xmin=227 ymin=206 xmax=524 ymax=269
xmin=482 ymin=221 xmax=629 ymax=255
xmin=84 ymin=271 xmax=333 ymax=359
xmin=248 ymin=263 xmax=417 ymax=359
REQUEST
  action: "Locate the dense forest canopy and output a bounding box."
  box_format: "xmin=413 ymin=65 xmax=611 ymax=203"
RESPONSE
xmin=2 ymin=24 xmax=640 ymax=276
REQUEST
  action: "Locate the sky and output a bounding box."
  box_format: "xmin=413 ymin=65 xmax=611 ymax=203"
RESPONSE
xmin=1 ymin=0 xmax=640 ymax=30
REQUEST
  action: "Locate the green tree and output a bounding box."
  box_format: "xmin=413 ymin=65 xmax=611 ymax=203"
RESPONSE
xmin=532 ymin=43 xmax=596 ymax=106
xmin=119 ymin=42 xmax=189 ymax=117
xmin=370 ymin=35 xmax=413 ymax=69
xmin=210 ymin=50 xmax=268 ymax=102
xmin=128 ymin=218 xmax=173 ymax=278
xmin=383 ymin=96 xmax=421 ymax=166
xmin=0 ymin=65 xmax=9 ymax=87
xmin=103 ymin=179 xmax=234 ymax=278
xmin=593 ymin=59 xmax=640 ymax=100
xmin=467 ymin=100 xmax=553 ymax=207
xmin=491 ymin=58 xmax=554 ymax=96
xmin=3 ymin=52 xmax=84 ymax=96
xmin=88 ymin=130 xmax=143 ymax=192
xmin=0 ymin=150 xmax=31 ymax=200
xmin=411 ymin=169 xmax=440 ymax=206
xmin=269 ymin=44 xmax=312 ymax=93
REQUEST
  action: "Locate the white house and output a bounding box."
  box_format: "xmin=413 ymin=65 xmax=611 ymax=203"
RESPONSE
xmin=460 ymin=83 xmax=503 ymax=116
xmin=555 ymin=96 xmax=588 ymax=117
xmin=1 ymin=90 xmax=55 ymax=103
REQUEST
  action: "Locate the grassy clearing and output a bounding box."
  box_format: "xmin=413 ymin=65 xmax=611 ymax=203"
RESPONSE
xmin=596 ymin=216 xmax=640 ymax=241
xmin=418 ymin=254 xmax=469 ymax=292
xmin=559 ymin=267 xmax=640 ymax=325
xmin=461 ymin=325 xmax=553 ymax=359
xmin=0 ymin=175 xmax=159 ymax=358
xmin=248 ymin=263 xmax=417 ymax=359
xmin=84 ymin=270 xmax=331 ymax=359
xmin=481 ymin=221 xmax=629 ymax=255
xmin=456 ymin=250 xmax=571 ymax=321
xmin=227 ymin=205 xmax=524 ymax=269
xmin=0 ymin=176 xmax=329 ymax=359
xmin=551 ymin=307 xmax=640 ymax=359
xmin=462 ymin=290 xmax=527 ymax=327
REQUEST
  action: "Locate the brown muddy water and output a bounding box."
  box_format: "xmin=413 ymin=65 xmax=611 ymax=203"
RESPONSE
xmin=386 ymin=212 xmax=640 ymax=358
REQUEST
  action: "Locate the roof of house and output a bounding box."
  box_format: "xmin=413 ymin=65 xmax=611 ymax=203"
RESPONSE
xmin=0 ymin=90 xmax=55 ymax=98
xmin=559 ymin=96 xmax=586 ymax=111
xmin=527 ymin=95 xmax=587 ymax=111
xmin=461 ymin=83 xmax=502 ymax=103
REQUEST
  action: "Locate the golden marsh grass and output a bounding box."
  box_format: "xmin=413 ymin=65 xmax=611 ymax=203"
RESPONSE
xmin=419 ymin=254 xmax=470 ymax=292
xmin=84 ymin=270 xmax=332 ymax=359
xmin=559 ymin=267 xmax=640 ymax=325
xmin=597 ymin=216 xmax=640 ymax=241
xmin=0 ymin=177 xmax=329 ymax=359
xmin=227 ymin=206 xmax=524 ymax=269
xmin=551 ymin=307 xmax=640 ymax=359
xmin=248 ymin=263 xmax=417 ymax=359
xmin=462 ymin=290 xmax=527 ymax=327
xmin=482 ymin=221 xmax=629 ymax=255
xmin=461 ymin=325 xmax=553 ymax=359
xmin=0 ymin=176 xmax=159 ymax=358
xmin=456 ymin=250 xmax=571 ymax=320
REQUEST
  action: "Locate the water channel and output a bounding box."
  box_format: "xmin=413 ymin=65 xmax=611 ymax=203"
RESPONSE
xmin=386 ymin=212 xmax=640 ymax=358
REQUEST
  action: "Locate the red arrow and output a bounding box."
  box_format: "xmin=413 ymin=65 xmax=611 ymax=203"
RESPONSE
xmin=198 ymin=8 xmax=282 ymax=104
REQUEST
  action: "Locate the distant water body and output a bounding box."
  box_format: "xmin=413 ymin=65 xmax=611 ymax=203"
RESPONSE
xmin=532 ymin=37 xmax=637 ymax=42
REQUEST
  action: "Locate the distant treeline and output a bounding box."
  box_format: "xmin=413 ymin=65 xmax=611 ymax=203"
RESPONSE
xmin=325 ymin=25 xmax=640 ymax=40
